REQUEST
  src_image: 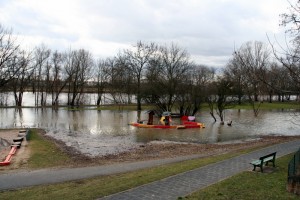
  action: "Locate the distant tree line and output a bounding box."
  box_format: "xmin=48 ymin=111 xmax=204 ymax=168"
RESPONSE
xmin=1 ymin=0 xmax=300 ymax=123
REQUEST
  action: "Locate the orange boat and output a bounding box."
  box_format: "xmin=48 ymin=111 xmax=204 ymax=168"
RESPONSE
xmin=129 ymin=121 xmax=205 ymax=129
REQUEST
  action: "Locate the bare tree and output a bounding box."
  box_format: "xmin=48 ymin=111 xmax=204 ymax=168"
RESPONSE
xmin=114 ymin=55 xmax=135 ymax=104
xmin=233 ymin=41 xmax=271 ymax=116
xmin=224 ymin=56 xmax=245 ymax=105
xmin=50 ymin=50 xmax=66 ymax=106
xmin=0 ymin=24 xmax=20 ymax=88
xmin=177 ymin=64 xmax=215 ymax=116
xmin=93 ymin=58 xmax=107 ymax=105
xmin=32 ymin=44 xmax=51 ymax=106
xmin=271 ymin=1 xmax=300 ymax=93
xmin=215 ymin=78 xmax=235 ymax=123
xmin=205 ymin=77 xmax=235 ymax=124
xmin=64 ymin=49 xmax=93 ymax=107
xmin=280 ymin=0 xmax=300 ymax=36
xmin=10 ymin=50 xmax=33 ymax=106
xmin=143 ymin=57 xmax=163 ymax=105
xmin=155 ymin=43 xmax=191 ymax=112
xmin=123 ymin=41 xmax=157 ymax=110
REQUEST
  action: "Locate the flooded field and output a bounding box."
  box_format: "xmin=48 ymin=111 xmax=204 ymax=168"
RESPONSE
xmin=0 ymin=107 xmax=300 ymax=157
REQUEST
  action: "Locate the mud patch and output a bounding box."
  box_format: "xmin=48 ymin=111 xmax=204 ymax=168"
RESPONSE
xmin=45 ymin=129 xmax=141 ymax=157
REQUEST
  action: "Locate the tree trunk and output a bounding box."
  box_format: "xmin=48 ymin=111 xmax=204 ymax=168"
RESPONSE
xmin=210 ymin=111 xmax=217 ymax=122
xmin=137 ymin=79 xmax=142 ymax=111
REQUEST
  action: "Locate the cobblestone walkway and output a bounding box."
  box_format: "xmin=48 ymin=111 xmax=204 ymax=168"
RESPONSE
xmin=100 ymin=140 xmax=300 ymax=200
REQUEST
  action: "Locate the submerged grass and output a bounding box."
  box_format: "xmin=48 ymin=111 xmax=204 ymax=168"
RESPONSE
xmin=184 ymin=153 xmax=299 ymax=200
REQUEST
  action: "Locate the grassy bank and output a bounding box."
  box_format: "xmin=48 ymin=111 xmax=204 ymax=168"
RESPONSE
xmin=184 ymin=153 xmax=298 ymax=200
xmin=66 ymin=101 xmax=300 ymax=111
xmin=27 ymin=129 xmax=73 ymax=168
xmin=234 ymin=101 xmax=300 ymax=110
xmin=0 ymin=150 xmax=250 ymax=199
xmin=1 ymin=101 xmax=299 ymax=111
xmin=0 ymin=136 xmax=293 ymax=200
xmin=1 ymin=150 xmax=298 ymax=199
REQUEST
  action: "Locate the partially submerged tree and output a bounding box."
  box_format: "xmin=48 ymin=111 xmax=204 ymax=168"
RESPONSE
xmin=224 ymin=56 xmax=245 ymax=105
xmin=206 ymin=77 xmax=235 ymax=124
xmin=231 ymin=41 xmax=271 ymax=116
xmin=49 ymin=50 xmax=66 ymax=106
xmin=110 ymin=56 xmax=133 ymax=104
xmin=141 ymin=43 xmax=190 ymax=113
xmin=155 ymin=43 xmax=190 ymax=112
xmin=177 ymin=64 xmax=215 ymax=116
xmin=64 ymin=49 xmax=93 ymax=107
xmin=215 ymin=78 xmax=235 ymax=123
xmin=10 ymin=50 xmax=33 ymax=106
xmin=123 ymin=41 xmax=157 ymax=110
xmin=93 ymin=58 xmax=110 ymax=106
xmin=32 ymin=44 xmax=51 ymax=106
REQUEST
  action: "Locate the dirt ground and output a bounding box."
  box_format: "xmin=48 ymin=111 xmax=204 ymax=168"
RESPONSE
xmin=0 ymin=130 xmax=31 ymax=169
xmin=1 ymin=129 xmax=300 ymax=171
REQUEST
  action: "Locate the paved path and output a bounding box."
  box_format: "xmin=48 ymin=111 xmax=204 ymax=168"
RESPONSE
xmin=0 ymin=154 xmax=212 ymax=191
xmin=100 ymin=139 xmax=300 ymax=200
xmin=0 ymin=140 xmax=300 ymax=200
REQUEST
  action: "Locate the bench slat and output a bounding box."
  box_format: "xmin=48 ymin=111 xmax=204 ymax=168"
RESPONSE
xmin=250 ymin=160 xmax=261 ymax=165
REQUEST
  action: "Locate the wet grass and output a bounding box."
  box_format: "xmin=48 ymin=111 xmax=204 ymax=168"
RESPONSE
xmin=183 ymin=153 xmax=299 ymax=200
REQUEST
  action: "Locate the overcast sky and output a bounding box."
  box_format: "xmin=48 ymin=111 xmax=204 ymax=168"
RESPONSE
xmin=0 ymin=0 xmax=290 ymax=67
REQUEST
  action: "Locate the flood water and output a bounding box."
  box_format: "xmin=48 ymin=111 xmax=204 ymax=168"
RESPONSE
xmin=1 ymin=105 xmax=300 ymax=157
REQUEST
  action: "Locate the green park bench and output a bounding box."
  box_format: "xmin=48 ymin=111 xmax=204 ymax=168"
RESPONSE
xmin=250 ymin=152 xmax=276 ymax=173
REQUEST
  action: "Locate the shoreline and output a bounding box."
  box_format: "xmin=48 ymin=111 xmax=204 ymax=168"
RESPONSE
xmin=1 ymin=128 xmax=300 ymax=172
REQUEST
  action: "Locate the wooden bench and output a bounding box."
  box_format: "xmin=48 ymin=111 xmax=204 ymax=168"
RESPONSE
xmin=250 ymin=152 xmax=276 ymax=172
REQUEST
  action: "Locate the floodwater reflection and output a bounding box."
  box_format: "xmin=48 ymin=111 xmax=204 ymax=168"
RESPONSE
xmin=0 ymin=108 xmax=299 ymax=157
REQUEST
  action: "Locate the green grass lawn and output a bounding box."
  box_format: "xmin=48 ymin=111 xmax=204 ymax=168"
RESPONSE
xmin=26 ymin=129 xmax=74 ymax=168
xmin=184 ymin=153 xmax=299 ymax=200
xmin=234 ymin=102 xmax=300 ymax=110
xmin=94 ymin=102 xmax=300 ymax=111
xmin=1 ymin=132 xmax=298 ymax=200
xmin=1 ymin=152 xmax=297 ymax=200
xmin=1 ymin=101 xmax=299 ymax=112
xmin=199 ymin=101 xmax=300 ymax=111
xmin=1 ymin=129 xmax=299 ymax=199
xmin=0 ymin=149 xmax=246 ymax=200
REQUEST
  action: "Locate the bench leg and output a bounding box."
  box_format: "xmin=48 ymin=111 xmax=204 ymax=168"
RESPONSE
xmin=260 ymin=165 xmax=263 ymax=173
xmin=252 ymin=165 xmax=256 ymax=171
xmin=266 ymin=161 xmax=275 ymax=167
